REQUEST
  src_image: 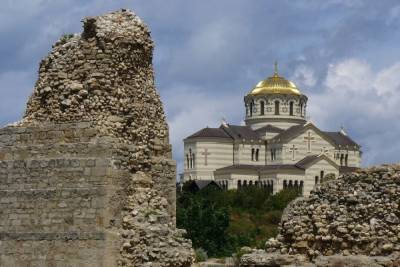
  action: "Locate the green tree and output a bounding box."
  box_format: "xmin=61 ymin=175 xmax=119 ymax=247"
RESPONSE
xmin=177 ymin=191 xmax=232 ymax=257
xmin=176 ymin=185 xmax=300 ymax=257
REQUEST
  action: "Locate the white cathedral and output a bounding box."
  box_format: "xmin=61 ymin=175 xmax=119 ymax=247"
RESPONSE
xmin=183 ymin=64 xmax=361 ymax=196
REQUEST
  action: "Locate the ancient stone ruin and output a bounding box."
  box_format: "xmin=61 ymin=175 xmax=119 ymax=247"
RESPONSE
xmin=0 ymin=10 xmax=193 ymax=266
xmin=241 ymin=164 xmax=400 ymax=266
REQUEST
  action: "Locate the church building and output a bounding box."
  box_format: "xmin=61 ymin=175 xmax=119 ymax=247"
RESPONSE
xmin=183 ymin=64 xmax=361 ymax=196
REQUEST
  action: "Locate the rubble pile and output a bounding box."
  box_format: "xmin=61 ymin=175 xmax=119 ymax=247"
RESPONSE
xmin=241 ymin=164 xmax=400 ymax=266
xmin=19 ymin=9 xmax=194 ymax=266
xmin=267 ymin=164 xmax=400 ymax=257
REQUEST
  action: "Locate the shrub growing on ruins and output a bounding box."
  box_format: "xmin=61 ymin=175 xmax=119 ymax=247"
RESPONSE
xmin=59 ymin=33 xmax=74 ymax=44
xmin=194 ymin=248 xmax=208 ymax=262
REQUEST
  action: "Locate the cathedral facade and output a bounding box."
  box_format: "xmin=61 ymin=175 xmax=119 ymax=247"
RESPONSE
xmin=183 ymin=65 xmax=361 ymax=196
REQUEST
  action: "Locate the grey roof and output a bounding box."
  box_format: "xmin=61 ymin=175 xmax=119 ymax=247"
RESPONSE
xmin=215 ymin=164 xmax=303 ymax=173
xmin=216 ymin=154 xmax=339 ymax=174
xmin=261 ymin=165 xmax=302 ymax=171
xmin=271 ymin=124 xmax=305 ymax=142
xmin=217 ymin=163 xmax=358 ymax=175
xmin=255 ymin=124 xmax=285 ymax=134
xmin=271 ymin=123 xmax=360 ymax=149
xmin=215 ymin=164 xmax=260 ymax=172
xmin=295 ymin=155 xmax=320 ymax=169
xmin=186 ymin=124 xmax=261 ymax=141
xmin=339 ymin=166 xmax=359 ymax=174
xmin=185 ymin=127 xmax=231 ymax=140
xmin=220 ymin=124 xmax=261 ymax=141
xmin=295 ymin=154 xmax=339 ymax=169
xmin=323 ymin=132 xmax=359 ymax=148
xmin=193 ymin=180 xmax=221 ymax=190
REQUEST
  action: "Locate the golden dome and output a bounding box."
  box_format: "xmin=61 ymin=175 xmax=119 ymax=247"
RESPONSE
xmin=249 ymin=63 xmax=301 ymax=96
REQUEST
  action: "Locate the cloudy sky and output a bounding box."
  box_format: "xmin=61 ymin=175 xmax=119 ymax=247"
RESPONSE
xmin=1 ymin=0 xmax=400 ymax=176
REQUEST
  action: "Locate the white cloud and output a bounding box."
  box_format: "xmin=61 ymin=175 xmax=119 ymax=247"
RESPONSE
xmin=291 ymin=64 xmax=317 ymax=87
xmin=309 ymin=58 xmax=400 ymax=166
xmin=373 ymin=62 xmax=400 ymax=96
xmin=325 ymin=59 xmax=373 ymax=93
xmin=162 ymin=84 xmax=242 ymax=175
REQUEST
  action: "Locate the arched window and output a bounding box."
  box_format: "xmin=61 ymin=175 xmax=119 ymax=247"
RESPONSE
xmin=283 ymin=180 xmax=287 ymax=189
xmin=186 ymin=154 xmax=190 ymax=169
xmin=249 ymin=181 xmax=253 ymax=186
xmin=289 ymin=101 xmax=294 ymax=116
xmin=270 ymin=149 xmax=277 ymax=161
xmin=320 ymin=171 xmax=324 ymax=182
xmin=250 ymin=102 xmax=254 ymax=116
xmin=288 ymin=180 xmax=293 ymax=188
xmin=255 ymin=149 xmax=259 ymax=161
xmin=192 ymin=154 xmax=195 ymax=168
xmin=274 ymin=100 xmax=280 ymax=115
xmin=340 ymin=154 xmax=344 ymax=166
xmin=300 ymin=181 xmax=304 ymax=195
xmin=300 ymin=103 xmax=303 ymax=116
xmin=243 ymin=180 xmax=247 ymax=187
xmin=189 ymin=149 xmax=192 ymax=168
xmin=251 ymin=148 xmax=255 ymax=161
xmin=345 ymin=154 xmax=348 ymax=166
xmin=260 ymin=101 xmax=265 ymax=115
xmin=315 ymin=176 xmax=319 ymax=185
xmin=238 ymin=180 xmax=242 ymax=189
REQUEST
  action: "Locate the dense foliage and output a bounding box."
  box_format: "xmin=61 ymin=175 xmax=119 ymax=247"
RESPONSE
xmin=176 ymin=184 xmax=300 ymax=258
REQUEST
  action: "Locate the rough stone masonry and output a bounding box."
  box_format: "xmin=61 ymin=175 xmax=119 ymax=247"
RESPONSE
xmin=0 ymin=10 xmax=194 ymax=266
xmin=240 ymin=164 xmax=400 ymax=266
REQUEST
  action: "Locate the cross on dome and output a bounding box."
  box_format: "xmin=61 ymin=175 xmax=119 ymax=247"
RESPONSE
xmin=274 ymin=61 xmax=279 ymax=76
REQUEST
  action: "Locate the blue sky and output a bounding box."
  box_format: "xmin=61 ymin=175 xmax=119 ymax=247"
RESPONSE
xmin=1 ymin=0 xmax=400 ymax=175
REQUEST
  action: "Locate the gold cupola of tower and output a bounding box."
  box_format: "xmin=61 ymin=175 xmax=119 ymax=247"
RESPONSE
xmin=249 ymin=62 xmax=302 ymax=96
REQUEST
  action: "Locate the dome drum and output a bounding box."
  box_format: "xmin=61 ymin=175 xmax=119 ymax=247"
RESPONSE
xmin=244 ymin=65 xmax=308 ymax=130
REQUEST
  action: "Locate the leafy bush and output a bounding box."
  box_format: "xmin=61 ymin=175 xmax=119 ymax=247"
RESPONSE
xmin=176 ymin=184 xmax=299 ymax=257
xmin=264 ymin=210 xmax=283 ymax=224
xmin=60 ymin=33 xmax=74 ymax=44
xmin=195 ymin=248 xmax=208 ymax=262
xmin=177 ymin=190 xmax=232 ymax=257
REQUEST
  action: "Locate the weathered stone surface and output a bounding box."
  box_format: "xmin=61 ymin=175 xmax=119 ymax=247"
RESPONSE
xmin=313 ymin=254 xmax=400 ymax=267
xmin=266 ymin=164 xmax=400 ymax=258
xmin=240 ymin=164 xmax=400 ymax=266
xmin=0 ymin=9 xmax=194 ymax=267
xmin=240 ymin=252 xmax=400 ymax=267
xmin=240 ymin=251 xmax=309 ymax=266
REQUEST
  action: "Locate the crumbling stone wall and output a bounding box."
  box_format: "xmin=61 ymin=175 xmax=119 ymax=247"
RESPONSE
xmin=0 ymin=9 xmax=193 ymax=267
xmin=266 ymin=164 xmax=400 ymax=258
xmin=240 ymin=164 xmax=400 ymax=266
